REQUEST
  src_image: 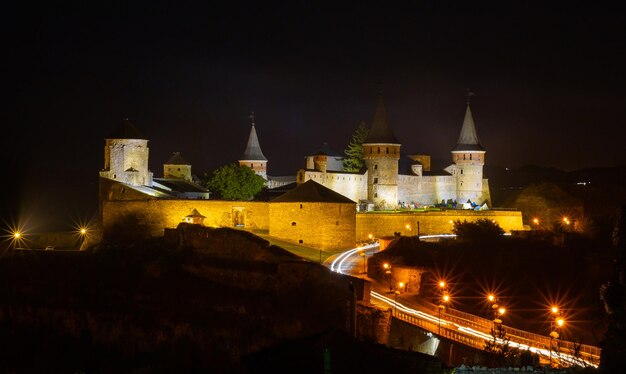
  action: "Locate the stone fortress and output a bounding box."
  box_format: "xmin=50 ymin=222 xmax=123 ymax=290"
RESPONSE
xmin=99 ymin=93 xmax=523 ymax=250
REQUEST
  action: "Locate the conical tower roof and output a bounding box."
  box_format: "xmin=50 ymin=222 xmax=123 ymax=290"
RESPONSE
xmin=108 ymin=118 xmax=146 ymax=140
xmin=364 ymin=93 xmax=400 ymax=144
xmin=453 ymin=104 xmax=484 ymax=151
xmin=240 ymin=124 xmax=268 ymax=161
xmin=272 ymin=180 xmax=355 ymax=204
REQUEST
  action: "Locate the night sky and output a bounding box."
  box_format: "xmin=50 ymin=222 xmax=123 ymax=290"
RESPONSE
xmin=3 ymin=2 xmax=626 ymax=231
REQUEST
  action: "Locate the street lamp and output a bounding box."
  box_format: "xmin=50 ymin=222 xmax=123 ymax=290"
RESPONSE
xmin=405 ymin=224 xmax=411 ymax=236
xmin=438 ymin=293 xmax=450 ymax=335
xmin=383 ymin=263 xmax=392 ymax=292
xmin=549 ymin=306 xmax=565 ymax=367
xmin=399 ymin=282 xmax=405 ymax=292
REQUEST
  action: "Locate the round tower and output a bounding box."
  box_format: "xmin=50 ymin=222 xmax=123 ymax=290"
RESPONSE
xmin=238 ymin=112 xmax=268 ymax=179
xmin=362 ymin=93 xmax=401 ymax=209
xmin=451 ymin=103 xmax=487 ymax=205
xmin=100 ymin=118 xmax=153 ymax=187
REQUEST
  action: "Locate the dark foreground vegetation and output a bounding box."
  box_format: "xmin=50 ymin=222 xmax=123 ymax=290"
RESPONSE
xmin=0 ymin=226 xmax=443 ymax=373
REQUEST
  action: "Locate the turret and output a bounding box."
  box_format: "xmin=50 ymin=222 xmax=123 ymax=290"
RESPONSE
xmin=450 ymin=103 xmax=487 ymax=205
xmin=100 ymin=118 xmax=153 ymax=187
xmin=163 ymin=152 xmax=192 ymax=181
xmin=238 ymin=112 xmax=268 ymax=179
xmin=362 ymin=92 xmax=400 ymax=209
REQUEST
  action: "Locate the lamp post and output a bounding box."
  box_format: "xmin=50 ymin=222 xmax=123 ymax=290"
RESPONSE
xmin=383 ymin=263 xmax=392 ymax=292
xmin=549 ymin=306 xmax=565 ymax=367
xmin=438 ymin=293 xmax=450 ymax=335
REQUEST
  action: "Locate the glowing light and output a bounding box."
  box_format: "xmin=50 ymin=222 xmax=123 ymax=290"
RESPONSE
xmin=13 ymin=231 xmax=21 ymax=239
xmin=405 ymin=224 xmax=411 ymax=230
xmin=443 ymin=294 xmax=450 ymax=303
xmin=488 ymin=294 xmax=495 ymax=302
xmin=551 ymin=306 xmax=559 ymax=314
xmin=383 ymin=263 xmax=390 ymax=269
xmin=439 ymin=281 xmax=446 ymax=288
xmin=328 ymin=246 xmax=599 ymax=369
xmin=449 ymin=220 xmax=453 ymax=224
xmin=368 ymin=233 xmax=373 ymax=240
xmin=399 ymin=282 xmax=405 ymax=288
xmin=498 ymin=307 xmax=506 ymax=316
xmin=533 ymin=218 xmax=539 ymax=225
xmin=556 ymin=317 xmax=565 ymax=327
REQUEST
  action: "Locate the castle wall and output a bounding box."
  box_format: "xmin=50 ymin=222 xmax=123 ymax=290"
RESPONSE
xmin=356 ymin=210 xmax=524 ymax=241
xmin=269 ymin=202 xmax=356 ymax=251
xmin=102 ymin=199 xmax=269 ymax=241
xmin=299 ymin=169 xmax=367 ymax=202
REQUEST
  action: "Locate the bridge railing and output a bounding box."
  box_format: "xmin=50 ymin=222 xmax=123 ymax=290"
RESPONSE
xmin=395 ymin=298 xmax=601 ymax=366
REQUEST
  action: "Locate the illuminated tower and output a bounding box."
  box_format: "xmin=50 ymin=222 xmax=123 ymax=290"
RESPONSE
xmin=238 ymin=112 xmax=268 ymax=179
xmin=362 ymin=92 xmax=400 ymax=209
xmin=163 ymin=152 xmax=192 ymax=181
xmin=100 ymin=118 xmax=153 ymax=187
xmin=451 ymin=103 xmax=487 ymax=204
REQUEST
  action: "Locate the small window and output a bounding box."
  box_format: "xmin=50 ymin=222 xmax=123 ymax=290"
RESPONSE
xmin=374 ymin=165 xmax=378 ymax=170
xmin=461 ymin=170 xmax=463 ymax=174
xmin=335 ymin=221 xmax=339 ymax=226
xmin=470 ymin=154 xmax=472 ymax=160
xmin=250 ymin=163 xmax=253 ymax=167
xmin=374 ymin=193 xmax=378 ymax=198
xmin=292 ymin=222 xmax=296 ymax=226
xmin=386 ymin=147 xmax=389 ymax=154
xmin=298 ymin=239 xmax=303 ymax=244
xmin=463 ymin=154 xmax=466 ymax=160
xmin=374 ymin=178 xmax=378 ymax=184
xmin=300 ymin=204 xmax=303 ymax=209
xmin=377 ymin=147 xmax=380 ymax=153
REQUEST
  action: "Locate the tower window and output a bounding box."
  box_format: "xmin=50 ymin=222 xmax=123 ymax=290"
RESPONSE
xmin=470 ymin=154 xmax=472 ymax=160
xmin=374 ymin=193 xmax=378 ymax=198
xmin=251 ymin=163 xmax=253 ymax=167
xmin=386 ymin=147 xmax=389 ymax=154
xmin=292 ymin=222 xmax=296 ymax=226
xmin=374 ymin=165 xmax=378 ymax=170
xmin=461 ymin=170 xmax=463 ymax=174
xmin=377 ymin=147 xmax=380 ymax=153
xmin=299 ymin=239 xmax=303 ymax=244
xmin=463 ymin=154 xmax=466 ymax=160
xmin=300 ymin=204 xmax=303 ymax=209
xmin=369 ymin=147 xmax=373 ymax=154
xmin=374 ymin=178 xmax=378 ymax=184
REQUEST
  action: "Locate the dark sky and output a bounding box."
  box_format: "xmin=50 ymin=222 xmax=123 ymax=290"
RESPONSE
xmin=3 ymin=2 xmax=626 ymax=231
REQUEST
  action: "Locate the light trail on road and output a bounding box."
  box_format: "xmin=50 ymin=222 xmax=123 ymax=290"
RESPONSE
xmin=328 ymin=242 xmax=598 ymax=369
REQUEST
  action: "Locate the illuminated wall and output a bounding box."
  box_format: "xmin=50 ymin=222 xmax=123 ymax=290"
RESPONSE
xmin=298 ymin=169 xmax=368 ymax=203
xmin=100 ymin=138 xmax=153 ymax=187
xmin=269 ymin=201 xmax=356 ymax=251
xmin=356 ymin=210 xmax=524 ymax=241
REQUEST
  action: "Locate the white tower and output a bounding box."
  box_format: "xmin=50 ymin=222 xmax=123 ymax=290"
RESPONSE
xmin=362 ymin=92 xmax=401 ymax=209
xmin=100 ymin=118 xmax=153 ymax=187
xmin=450 ymin=103 xmax=487 ymax=205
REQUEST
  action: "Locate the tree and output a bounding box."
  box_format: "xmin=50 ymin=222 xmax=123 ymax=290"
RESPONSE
xmin=204 ymin=163 xmax=265 ymax=200
xmin=452 ymin=219 xmax=505 ymax=242
xmin=483 ymin=322 xmax=520 ymax=367
xmin=342 ymin=121 xmax=369 ymax=172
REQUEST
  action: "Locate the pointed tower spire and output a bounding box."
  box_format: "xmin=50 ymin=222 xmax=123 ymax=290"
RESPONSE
xmin=453 ymin=104 xmax=484 ymax=151
xmin=364 ymin=91 xmax=400 ymax=144
xmin=240 ymin=111 xmax=267 ymax=161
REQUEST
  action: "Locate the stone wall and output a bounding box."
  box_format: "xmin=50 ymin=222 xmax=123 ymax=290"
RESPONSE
xmin=102 ymin=200 xmax=269 ymax=242
xmin=269 ymin=202 xmax=356 ymax=251
xmin=356 ymin=210 xmax=524 ymax=241
xmin=299 ymin=169 xmax=368 ymax=203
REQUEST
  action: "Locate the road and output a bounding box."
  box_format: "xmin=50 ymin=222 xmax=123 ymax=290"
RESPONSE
xmin=325 ymin=242 xmax=601 ymax=369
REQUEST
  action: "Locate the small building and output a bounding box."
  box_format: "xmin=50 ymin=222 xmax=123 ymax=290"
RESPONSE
xmin=183 ymin=208 xmax=206 ymax=225
xmin=269 ymin=180 xmax=356 ymax=251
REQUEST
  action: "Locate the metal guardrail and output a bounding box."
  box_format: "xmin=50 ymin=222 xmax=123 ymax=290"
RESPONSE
xmin=392 ymin=298 xmax=601 ymax=367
